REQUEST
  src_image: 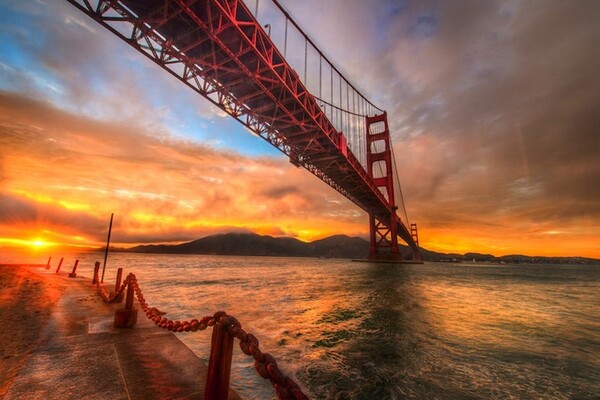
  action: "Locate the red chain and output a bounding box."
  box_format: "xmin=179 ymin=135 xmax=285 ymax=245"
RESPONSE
xmin=98 ymin=273 xmax=309 ymax=399
xmin=93 ymin=268 xmax=127 ymax=303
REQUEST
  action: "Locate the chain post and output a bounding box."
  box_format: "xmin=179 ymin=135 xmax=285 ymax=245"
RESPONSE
xmin=205 ymin=319 xmax=234 ymax=400
xmin=113 ymin=268 xmax=124 ymax=303
xmin=114 ymin=275 xmax=138 ymax=328
xmin=68 ymin=259 xmax=79 ymax=278
xmin=92 ymin=261 xmax=100 ymax=284
xmin=55 ymin=257 xmax=64 ymax=274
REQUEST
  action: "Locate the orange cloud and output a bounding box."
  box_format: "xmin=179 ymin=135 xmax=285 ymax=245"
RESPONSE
xmin=0 ymin=92 xmax=367 ymax=249
xmin=1 ymin=91 xmax=599 ymax=259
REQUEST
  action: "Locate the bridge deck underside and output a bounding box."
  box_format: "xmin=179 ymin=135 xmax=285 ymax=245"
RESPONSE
xmin=101 ymin=0 xmax=416 ymax=250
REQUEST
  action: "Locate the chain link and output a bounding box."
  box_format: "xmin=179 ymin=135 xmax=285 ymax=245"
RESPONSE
xmin=100 ymin=272 xmax=308 ymax=399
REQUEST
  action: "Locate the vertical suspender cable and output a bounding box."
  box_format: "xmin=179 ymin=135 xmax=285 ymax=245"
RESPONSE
xmin=270 ymin=0 xmax=384 ymax=116
xmin=319 ymin=55 xmax=322 ymax=99
xmin=304 ymin=38 xmax=308 ymax=85
xmin=364 ymin=99 xmax=368 ymax=163
xmin=284 ymin=18 xmax=288 ymax=57
xmin=361 ymin=99 xmax=365 ymax=163
xmin=352 ymin=90 xmax=360 ymax=152
xmin=346 ymin=82 xmax=349 ymax=140
xmin=391 ymin=143 xmax=410 ymax=227
xmin=358 ymin=98 xmax=362 ymax=164
xmin=330 ymin=66 xmax=333 ymax=105
xmin=339 ymin=74 xmax=342 ymax=130
xmin=330 ymin=66 xmax=333 ymax=125
xmin=353 ymin=90 xmax=357 ymax=155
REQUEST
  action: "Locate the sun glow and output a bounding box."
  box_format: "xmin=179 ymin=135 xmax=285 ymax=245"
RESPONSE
xmin=0 ymin=237 xmax=55 ymax=250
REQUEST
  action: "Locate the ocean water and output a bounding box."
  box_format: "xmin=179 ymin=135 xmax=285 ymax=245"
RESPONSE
xmin=11 ymin=253 xmax=600 ymax=399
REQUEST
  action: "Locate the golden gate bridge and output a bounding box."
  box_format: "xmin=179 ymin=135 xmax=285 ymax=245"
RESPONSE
xmin=64 ymin=0 xmax=421 ymax=261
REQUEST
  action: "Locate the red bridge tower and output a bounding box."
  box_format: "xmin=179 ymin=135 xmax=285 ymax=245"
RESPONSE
xmin=366 ymin=113 xmax=403 ymax=261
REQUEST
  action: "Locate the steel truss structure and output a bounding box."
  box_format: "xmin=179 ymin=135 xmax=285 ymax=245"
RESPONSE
xmin=65 ymin=0 xmax=420 ymax=260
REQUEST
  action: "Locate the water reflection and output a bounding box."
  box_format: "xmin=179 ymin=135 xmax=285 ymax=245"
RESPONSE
xmin=411 ymin=263 xmax=600 ymax=399
xmin=300 ymin=263 xmax=425 ymax=399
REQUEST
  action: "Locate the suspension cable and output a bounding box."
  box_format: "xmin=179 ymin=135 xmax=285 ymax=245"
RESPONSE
xmin=390 ymin=140 xmax=410 ymax=226
xmin=270 ymin=0 xmax=384 ymax=115
xmin=313 ymin=95 xmax=368 ymax=118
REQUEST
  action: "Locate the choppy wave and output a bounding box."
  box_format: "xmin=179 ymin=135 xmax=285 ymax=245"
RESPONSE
xmin=24 ymin=253 xmax=600 ymax=399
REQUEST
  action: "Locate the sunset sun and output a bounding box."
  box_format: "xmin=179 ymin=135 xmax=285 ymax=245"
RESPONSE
xmin=31 ymin=240 xmax=47 ymax=248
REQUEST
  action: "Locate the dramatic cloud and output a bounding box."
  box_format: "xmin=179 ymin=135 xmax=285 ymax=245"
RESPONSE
xmin=277 ymin=0 xmax=600 ymax=257
xmin=0 ymin=0 xmax=598 ymax=257
xmin=0 ymin=92 xmax=365 ymax=247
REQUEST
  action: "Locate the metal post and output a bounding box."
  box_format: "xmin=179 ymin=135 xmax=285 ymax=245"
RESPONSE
xmin=101 ymin=213 xmax=114 ymax=283
xmin=55 ymin=257 xmax=64 ymax=274
xmin=69 ymin=260 xmax=79 ymax=278
xmin=46 ymin=256 xmax=52 ymax=270
xmin=205 ymin=321 xmax=234 ymax=400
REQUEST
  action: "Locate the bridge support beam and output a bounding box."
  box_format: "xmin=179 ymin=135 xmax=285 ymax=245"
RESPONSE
xmin=369 ymin=213 xmax=402 ymax=261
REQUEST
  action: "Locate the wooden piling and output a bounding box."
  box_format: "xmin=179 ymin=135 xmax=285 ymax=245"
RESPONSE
xmin=55 ymin=257 xmax=64 ymax=274
xmin=69 ymin=260 xmax=79 ymax=278
xmin=92 ymin=262 xmax=100 ymax=284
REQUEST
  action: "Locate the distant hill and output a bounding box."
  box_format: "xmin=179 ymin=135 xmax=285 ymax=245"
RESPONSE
xmin=125 ymin=232 xmax=370 ymax=259
xmin=417 ymin=248 xmax=599 ymax=265
xmin=118 ymin=232 xmax=599 ymax=264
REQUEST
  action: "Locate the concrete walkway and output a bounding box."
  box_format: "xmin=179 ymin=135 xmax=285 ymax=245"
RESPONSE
xmin=5 ymin=269 xmax=241 ymax=400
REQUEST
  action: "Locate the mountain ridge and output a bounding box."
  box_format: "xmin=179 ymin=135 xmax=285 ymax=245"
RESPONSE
xmin=114 ymin=232 xmax=599 ymax=264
